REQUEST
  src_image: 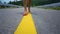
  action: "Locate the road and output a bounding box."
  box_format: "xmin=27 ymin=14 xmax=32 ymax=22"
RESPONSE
xmin=0 ymin=7 xmax=60 ymax=34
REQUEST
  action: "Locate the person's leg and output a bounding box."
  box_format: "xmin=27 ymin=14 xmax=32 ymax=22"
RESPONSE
xmin=27 ymin=0 xmax=32 ymax=12
xmin=23 ymin=0 xmax=28 ymax=16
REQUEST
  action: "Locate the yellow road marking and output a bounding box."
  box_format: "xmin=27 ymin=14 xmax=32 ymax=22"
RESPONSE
xmin=14 ymin=13 xmax=37 ymax=34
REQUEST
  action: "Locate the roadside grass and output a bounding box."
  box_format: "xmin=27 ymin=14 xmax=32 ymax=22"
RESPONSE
xmin=37 ymin=6 xmax=60 ymax=10
xmin=47 ymin=6 xmax=60 ymax=10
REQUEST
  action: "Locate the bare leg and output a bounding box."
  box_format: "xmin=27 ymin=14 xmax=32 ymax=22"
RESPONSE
xmin=23 ymin=0 xmax=28 ymax=16
xmin=27 ymin=0 xmax=32 ymax=12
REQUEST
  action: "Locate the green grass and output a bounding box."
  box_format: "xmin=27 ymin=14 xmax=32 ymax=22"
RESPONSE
xmin=48 ymin=7 xmax=60 ymax=10
xmin=37 ymin=6 xmax=60 ymax=10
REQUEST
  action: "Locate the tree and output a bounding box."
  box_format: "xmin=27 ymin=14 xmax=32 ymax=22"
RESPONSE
xmin=0 ymin=1 xmax=2 ymax=4
xmin=8 ymin=0 xmax=60 ymax=6
xmin=4 ymin=2 xmax=6 ymax=4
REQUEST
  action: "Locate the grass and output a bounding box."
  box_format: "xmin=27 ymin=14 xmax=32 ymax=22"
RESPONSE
xmin=48 ymin=6 xmax=60 ymax=10
xmin=37 ymin=6 xmax=60 ymax=10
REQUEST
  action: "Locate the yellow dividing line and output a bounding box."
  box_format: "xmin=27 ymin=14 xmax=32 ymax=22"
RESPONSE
xmin=14 ymin=13 xmax=37 ymax=34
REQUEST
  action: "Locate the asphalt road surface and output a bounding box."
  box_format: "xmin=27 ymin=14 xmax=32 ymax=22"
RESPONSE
xmin=0 ymin=7 xmax=60 ymax=34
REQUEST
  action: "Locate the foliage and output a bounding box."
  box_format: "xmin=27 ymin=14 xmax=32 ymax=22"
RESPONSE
xmin=8 ymin=0 xmax=60 ymax=6
xmin=8 ymin=1 xmax=23 ymax=6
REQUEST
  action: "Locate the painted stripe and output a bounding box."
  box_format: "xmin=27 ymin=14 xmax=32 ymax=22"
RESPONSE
xmin=14 ymin=13 xmax=37 ymax=34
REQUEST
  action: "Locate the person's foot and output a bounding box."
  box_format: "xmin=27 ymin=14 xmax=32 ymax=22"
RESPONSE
xmin=27 ymin=9 xmax=31 ymax=12
xmin=23 ymin=11 xmax=29 ymax=16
